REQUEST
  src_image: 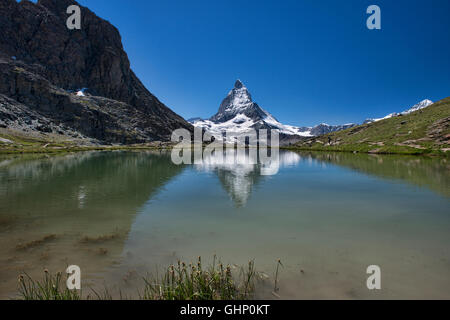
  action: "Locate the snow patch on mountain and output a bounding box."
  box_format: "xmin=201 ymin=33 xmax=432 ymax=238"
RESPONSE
xmin=403 ymin=99 xmax=433 ymax=114
xmin=192 ymin=114 xmax=313 ymax=137
xmin=262 ymin=113 xmax=314 ymax=136
xmin=76 ymin=88 xmax=89 ymax=97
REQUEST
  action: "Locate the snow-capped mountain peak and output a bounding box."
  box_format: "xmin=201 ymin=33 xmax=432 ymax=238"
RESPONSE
xmin=210 ymin=80 xmax=266 ymax=123
xmin=192 ymin=80 xmax=314 ymax=138
xmin=224 ymin=79 xmax=252 ymax=108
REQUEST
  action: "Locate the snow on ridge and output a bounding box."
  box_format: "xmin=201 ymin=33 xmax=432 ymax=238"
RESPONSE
xmin=401 ymin=99 xmax=433 ymax=114
xmin=262 ymin=112 xmax=313 ymax=136
xmin=366 ymin=99 xmax=433 ymax=123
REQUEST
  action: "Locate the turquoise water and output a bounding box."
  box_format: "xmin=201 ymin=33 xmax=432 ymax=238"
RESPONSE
xmin=0 ymin=150 xmax=449 ymax=299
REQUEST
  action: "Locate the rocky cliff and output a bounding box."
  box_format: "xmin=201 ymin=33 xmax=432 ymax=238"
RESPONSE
xmin=0 ymin=0 xmax=192 ymax=144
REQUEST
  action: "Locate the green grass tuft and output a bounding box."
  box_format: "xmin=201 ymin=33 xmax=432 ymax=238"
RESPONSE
xmin=18 ymin=271 xmax=81 ymax=300
xmin=141 ymin=256 xmax=259 ymax=300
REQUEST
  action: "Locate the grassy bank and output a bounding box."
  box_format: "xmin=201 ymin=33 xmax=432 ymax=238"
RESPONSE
xmin=0 ymin=144 xmax=169 ymax=155
xmin=16 ymin=257 xmax=276 ymax=300
xmin=0 ymin=131 xmax=173 ymax=155
xmin=284 ymin=144 xmax=449 ymax=156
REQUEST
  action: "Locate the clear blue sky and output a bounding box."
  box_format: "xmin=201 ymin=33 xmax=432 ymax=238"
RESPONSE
xmin=73 ymin=0 xmax=449 ymax=126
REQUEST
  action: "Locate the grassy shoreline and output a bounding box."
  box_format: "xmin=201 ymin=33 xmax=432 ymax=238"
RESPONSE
xmin=0 ymin=145 xmax=171 ymax=155
xmin=16 ymin=257 xmax=275 ymax=300
xmin=282 ymin=145 xmax=449 ymax=157
xmin=2 ymin=143 xmax=448 ymax=157
xmin=0 ymin=129 xmax=177 ymax=155
xmin=0 ymin=132 xmax=174 ymax=155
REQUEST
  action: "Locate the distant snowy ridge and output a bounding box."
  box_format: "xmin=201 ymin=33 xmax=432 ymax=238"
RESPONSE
xmin=364 ymin=99 xmax=433 ymax=124
xmin=403 ymin=99 xmax=434 ymax=114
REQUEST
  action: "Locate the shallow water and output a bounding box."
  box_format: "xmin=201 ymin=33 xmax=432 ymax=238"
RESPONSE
xmin=0 ymin=150 xmax=449 ymax=299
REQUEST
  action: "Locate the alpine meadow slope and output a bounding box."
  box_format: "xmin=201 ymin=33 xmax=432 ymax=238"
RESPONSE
xmin=289 ymin=97 xmax=450 ymax=155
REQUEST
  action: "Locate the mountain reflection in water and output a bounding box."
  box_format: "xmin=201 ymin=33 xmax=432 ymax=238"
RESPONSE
xmin=194 ymin=149 xmax=302 ymax=207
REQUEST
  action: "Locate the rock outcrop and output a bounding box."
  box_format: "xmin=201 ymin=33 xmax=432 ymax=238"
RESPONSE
xmin=0 ymin=0 xmax=192 ymax=144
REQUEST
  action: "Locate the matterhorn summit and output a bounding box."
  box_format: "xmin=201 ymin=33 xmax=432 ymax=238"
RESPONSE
xmin=190 ymin=80 xmax=314 ymax=139
xmin=210 ymin=80 xmax=267 ymax=123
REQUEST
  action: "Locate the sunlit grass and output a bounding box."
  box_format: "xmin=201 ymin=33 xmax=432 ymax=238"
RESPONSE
xmin=18 ymin=271 xmax=81 ymax=300
xmin=141 ymin=256 xmax=259 ymax=300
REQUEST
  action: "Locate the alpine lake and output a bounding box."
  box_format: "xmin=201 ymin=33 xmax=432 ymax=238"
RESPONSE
xmin=0 ymin=149 xmax=449 ymax=299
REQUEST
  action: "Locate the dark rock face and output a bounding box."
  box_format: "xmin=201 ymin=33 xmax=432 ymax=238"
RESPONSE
xmin=0 ymin=0 xmax=192 ymax=143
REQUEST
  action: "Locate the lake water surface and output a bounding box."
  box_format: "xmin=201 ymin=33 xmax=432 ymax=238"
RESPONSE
xmin=0 ymin=150 xmax=449 ymax=299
